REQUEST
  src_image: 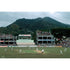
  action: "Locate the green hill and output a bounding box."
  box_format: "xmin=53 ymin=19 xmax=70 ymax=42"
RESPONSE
xmin=8 ymin=17 xmax=70 ymax=33
xmin=0 ymin=17 xmax=70 ymax=36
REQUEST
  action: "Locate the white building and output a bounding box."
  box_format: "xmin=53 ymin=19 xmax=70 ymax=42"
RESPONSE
xmin=16 ymin=34 xmax=35 ymax=47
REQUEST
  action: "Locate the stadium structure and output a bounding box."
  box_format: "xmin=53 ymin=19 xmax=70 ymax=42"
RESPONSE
xmin=36 ymin=30 xmax=55 ymax=46
xmin=16 ymin=34 xmax=35 ymax=47
xmin=0 ymin=34 xmax=17 ymax=47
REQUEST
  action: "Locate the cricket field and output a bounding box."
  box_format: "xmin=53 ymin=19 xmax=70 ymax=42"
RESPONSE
xmin=0 ymin=47 xmax=70 ymax=58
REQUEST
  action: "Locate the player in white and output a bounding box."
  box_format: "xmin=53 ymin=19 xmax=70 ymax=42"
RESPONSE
xmin=42 ymin=49 xmax=44 ymax=53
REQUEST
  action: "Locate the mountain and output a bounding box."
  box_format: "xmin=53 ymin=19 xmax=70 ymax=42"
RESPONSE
xmin=8 ymin=17 xmax=70 ymax=31
xmin=0 ymin=17 xmax=70 ymax=36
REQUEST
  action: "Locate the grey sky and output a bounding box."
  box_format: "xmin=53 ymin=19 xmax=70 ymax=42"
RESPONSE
xmin=0 ymin=12 xmax=70 ymax=27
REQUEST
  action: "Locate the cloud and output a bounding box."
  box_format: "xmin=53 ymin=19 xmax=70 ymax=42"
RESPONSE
xmin=0 ymin=12 xmax=70 ymax=27
xmin=0 ymin=21 xmax=10 ymax=27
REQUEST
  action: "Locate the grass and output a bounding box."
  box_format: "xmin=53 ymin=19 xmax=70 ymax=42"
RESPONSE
xmin=0 ymin=47 xmax=70 ymax=58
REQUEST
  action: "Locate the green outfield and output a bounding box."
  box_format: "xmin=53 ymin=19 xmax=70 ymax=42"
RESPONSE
xmin=0 ymin=47 xmax=70 ymax=58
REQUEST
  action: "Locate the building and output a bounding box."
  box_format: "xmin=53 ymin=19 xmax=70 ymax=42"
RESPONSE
xmin=0 ymin=34 xmax=17 ymax=46
xmin=18 ymin=34 xmax=31 ymax=39
xmin=36 ymin=30 xmax=55 ymax=46
xmin=16 ymin=34 xmax=35 ymax=47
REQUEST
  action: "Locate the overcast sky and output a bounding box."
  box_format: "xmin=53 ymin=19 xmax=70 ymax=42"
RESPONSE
xmin=0 ymin=12 xmax=70 ymax=27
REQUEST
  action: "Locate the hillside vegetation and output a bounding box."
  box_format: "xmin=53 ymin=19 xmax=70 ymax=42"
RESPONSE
xmin=0 ymin=17 xmax=70 ymax=39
